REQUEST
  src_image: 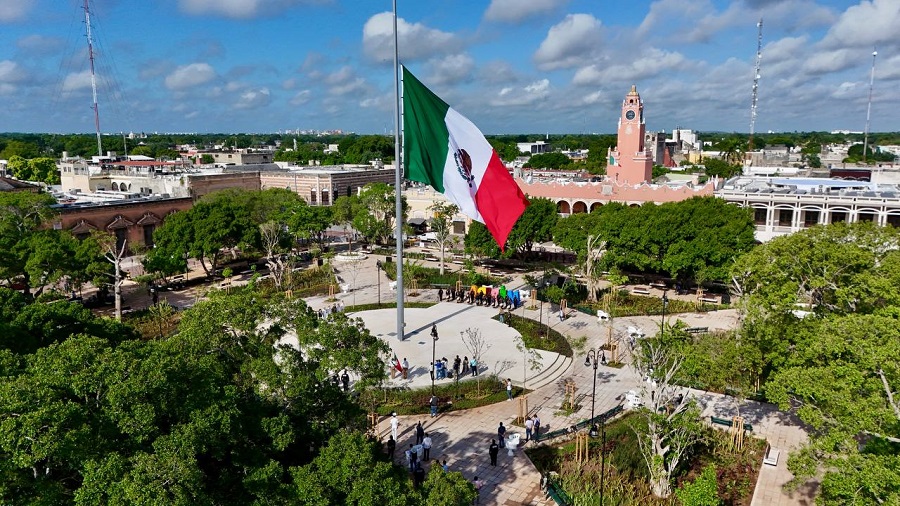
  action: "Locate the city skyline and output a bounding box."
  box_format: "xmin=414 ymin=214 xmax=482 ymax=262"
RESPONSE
xmin=0 ymin=0 xmax=897 ymax=135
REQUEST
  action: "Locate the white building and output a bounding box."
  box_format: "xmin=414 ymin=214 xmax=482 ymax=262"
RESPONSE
xmin=716 ymin=176 xmax=900 ymax=241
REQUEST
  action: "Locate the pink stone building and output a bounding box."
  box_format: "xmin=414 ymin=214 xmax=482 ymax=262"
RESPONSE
xmin=515 ymin=85 xmax=714 ymax=214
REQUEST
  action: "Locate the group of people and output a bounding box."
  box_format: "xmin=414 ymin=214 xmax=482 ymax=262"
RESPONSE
xmin=390 ymin=356 xmax=410 ymax=380
xmin=431 ymin=354 xmax=478 ymax=381
xmin=329 ymin=369 xmax=351 ymax=392
xmin=386 ymin=416 xmax=451 ymax=490
xmin=317 ymin=301 xmax=344 ymax=319
xmin=437 ymin=285 xmax=523 ymax=309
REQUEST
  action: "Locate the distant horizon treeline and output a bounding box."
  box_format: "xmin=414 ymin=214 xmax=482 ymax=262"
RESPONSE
xmin=2 ymin=131 xmax=899 ymax=162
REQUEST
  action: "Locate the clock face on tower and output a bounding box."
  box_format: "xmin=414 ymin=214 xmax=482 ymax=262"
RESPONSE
xmin=625 ymin=110 xmax=636 ymax=120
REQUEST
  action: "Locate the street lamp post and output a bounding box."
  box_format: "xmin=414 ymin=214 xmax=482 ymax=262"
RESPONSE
xmin=430 ymin=324 xmax=439 ymax=395
xmin=585 ymin=348 xmax=607 ymax=506
xmin=376 ymin=260 xmax=383 ymax=307
xmin=661 ymin=291 xmax=669 ymax=339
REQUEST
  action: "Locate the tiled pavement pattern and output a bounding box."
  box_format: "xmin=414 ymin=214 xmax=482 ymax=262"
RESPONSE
xmin=115 ymin=250 xmax=817 ymax=505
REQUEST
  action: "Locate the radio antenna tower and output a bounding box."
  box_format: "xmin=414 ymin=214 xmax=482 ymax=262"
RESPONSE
xmin=84 ymin=0 xmax=102 ymax=156
xmin=862 ymin=48 xmax=877 ymax=163
xmin=748 ymin=18 xmax=763 ymax=160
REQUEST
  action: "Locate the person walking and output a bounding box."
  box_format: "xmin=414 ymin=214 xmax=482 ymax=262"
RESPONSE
xmin=506 ymin=378 xmax=513 ymax=401
xmin=442 ymin=459 xmax=449 ymax=472
xmin=470 ymin=357 xmax=478 ymax=376
xmin=497 ymin=422 xmax=506 ymax=448
xmin=390 ymin=413 xmax=400 ymax=441
xmin=453 ymin=355 xmax=461 ymax=377
xmin=488 ymin=439 xmax=499 ymax=466
xmin=405 ymin=445 xmax=414 ymax=471
xmin=413 ymin=463 xmax=425 ymax=488
xmin=402 ymin=358 xmax=409 ymax=379
xmin=386 ymin=435 xmax=396 ymax=460
xmin=462 ymin=356 xmax=470 ymax=375
xmin=340 ymin=370 xmax=350 ymax=392
xmin=438 ymin=287 xmax=443 ymax=302
xmin=415 ymin=421 xmax=425 ymax=445
xmin=430 ymin=394 xmax=439 ymax=417
xmin=524 ymin=416 xmax=534 ymax=442
xmin=533 ymin=414 xmax=541 ymax=439
xmin=473 ymin=476 xmax=484 ymax=505
xmin=422 ymin=433 xmax=432 ymax=461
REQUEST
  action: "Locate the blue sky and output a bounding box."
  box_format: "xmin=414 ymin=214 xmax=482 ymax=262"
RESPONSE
xmin=0 ymin=0 xmax=897 ymax=135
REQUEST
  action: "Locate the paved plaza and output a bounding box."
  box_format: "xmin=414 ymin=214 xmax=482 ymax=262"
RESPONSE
xmin=114 ymin=251 xmax=817 ymax=505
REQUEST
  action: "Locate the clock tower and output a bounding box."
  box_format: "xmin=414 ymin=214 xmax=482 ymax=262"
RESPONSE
xmin=607 ymin=85 xmax=653 ymax=184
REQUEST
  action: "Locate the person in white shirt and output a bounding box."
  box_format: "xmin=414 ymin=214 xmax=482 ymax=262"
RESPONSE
xmin=422 ymin=433 xmax=433 ymax=461
xmin=525 ymin=417 xmax=534 ymax=442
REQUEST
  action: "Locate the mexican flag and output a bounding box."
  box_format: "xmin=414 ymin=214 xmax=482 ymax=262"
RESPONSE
xmin=402 ymin=66 xmax=529 ymax=249
xmin=393 ymin=353 xmax=403 ymax=374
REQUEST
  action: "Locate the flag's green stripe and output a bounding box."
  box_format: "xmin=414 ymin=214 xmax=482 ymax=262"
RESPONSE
xmin=402 ymin=67 xmax=450 ymax=193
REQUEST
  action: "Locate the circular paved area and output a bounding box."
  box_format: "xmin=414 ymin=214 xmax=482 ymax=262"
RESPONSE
xmin=351 ymin=303 xmax=563 ymax=389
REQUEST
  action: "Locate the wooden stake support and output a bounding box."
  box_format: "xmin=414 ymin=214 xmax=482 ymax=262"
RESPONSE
xmin=518 ymin=397 xmax=528 ymax=422
xmin=564 ymin=381 xmax=577 ymax=411
xmin=329 ymin=284 xmax=336 ymax=298
xmin=731 ymin=416 xmax=744 ymax=451
xmin=574 ymin=432 xmax=589 ymax=464
xmin=528 ymin=289 xmax=537 ymax=309
xmin=560 ymin=298 xmax=568 ymax=314
xmin=285 ymin=289 xmax=293 ymax=299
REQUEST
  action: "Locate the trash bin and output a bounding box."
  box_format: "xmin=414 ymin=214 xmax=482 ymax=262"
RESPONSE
xmin=506 ymin=433 xmax=520 ymax=456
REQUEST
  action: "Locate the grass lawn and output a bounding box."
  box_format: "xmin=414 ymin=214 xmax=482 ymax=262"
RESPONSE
xmin=359 ymin=374 xmax=529 ymax=416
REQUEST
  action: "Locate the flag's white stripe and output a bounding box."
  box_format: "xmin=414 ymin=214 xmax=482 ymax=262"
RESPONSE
xmin=440 ymin=107 xmax=492 ymax=224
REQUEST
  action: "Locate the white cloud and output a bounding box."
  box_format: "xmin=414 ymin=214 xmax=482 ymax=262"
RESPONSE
xmin=0 ymin=60 xmax=26 ymax=83
xmin=820 ymin=0 xmax=900 ymax=49
xmin=362 ymin=12 xmax=459 ymax=63
xmin=16 ymin=34 xmax=62 ymax=54
xmin=573 ymin=48 xmax=690 ymax=86
xmin=427 ymin=54 xmax=475 ymax=86
xmin=580 ymin=90 xmax=604 ymax=105
xmin=533 ymin=14 xmax=603 ymax=71
xmin=290 ymin=90 xmax=311 ymax=106
xmin=235 ymin=87 xmax=271 ymax=109
xmin=803 ymin=48 xmax=855 ymax=75
xmin=62 ymin=69 xmax=93 ymax=93
xmin=484 ymin=0 xmax=565 ymax=24
xmin=164 ymin=63 xmax=216 ymax=90
xmin=0 ymin=0 xmax=35 ymax=23
xmin=490 ymin=79 xmax=550 ymax=107
xmin=178 ymin=0 xmax=326 ymax=19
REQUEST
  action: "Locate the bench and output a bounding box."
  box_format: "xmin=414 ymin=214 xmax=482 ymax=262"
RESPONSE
xmin=684 ymin=326 xmax=709 ymax=334
xmin=699 ymin=296 xmax=721 ymax=304
xmin=710 ymin=416 xmax=753 ymax=432
xmin=545 ymin=475 xmax=573 ymax=506
xmin=632 ymin=286 xmax=651 ymax=295
xmin=763 ymin=445 xmax=780 ymax=466
xmin=532 ymin=428 xmax=569 ymax=443
xmin=649 ymin=282 xmax=667 ymax=289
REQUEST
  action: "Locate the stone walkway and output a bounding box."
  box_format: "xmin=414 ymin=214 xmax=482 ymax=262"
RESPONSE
xmin=114 ymin=249 xmax=817 ymax=505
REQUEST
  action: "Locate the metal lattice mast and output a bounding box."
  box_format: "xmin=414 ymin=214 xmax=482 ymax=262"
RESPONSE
xmin=863 ymin=48 xmax=877 ymax=163
xmin=84 ymin=0 xmax=102 ymax=156
xmin=748 ymin=18 xmax=763 ymax=155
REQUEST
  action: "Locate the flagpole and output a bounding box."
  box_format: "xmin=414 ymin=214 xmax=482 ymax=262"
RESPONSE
xmin=392 ymin=0 xmax=405 ymax=341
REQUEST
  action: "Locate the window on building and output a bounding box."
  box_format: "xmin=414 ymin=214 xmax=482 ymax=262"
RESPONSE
xmin=143 ymin=225 xmax=155 ymax=248
xmin=831 ymin=212 xmax=847 ymax=223
xmin=309 ymin=190 xmax=316 ymax=203
xmin=888 ymin=215 xmax=900 ymax=227
xmin=114 ymin=228 xmax=128 ymax=254
xmin=453 ymin=221 xmax=465 ymax=234
xmin=753 ymin=208 xmax=767 ymax=225
xmin=778 ymin=209 xmax=793 ymax=226
xmin=858 ymin=212 xmax=875 ymax=222
xmin=803 ymin=211 xmax=819 ymax=227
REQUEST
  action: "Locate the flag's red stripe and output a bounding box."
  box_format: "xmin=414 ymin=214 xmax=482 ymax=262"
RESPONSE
xmin=474 ymin=151 xmax=529 ymax=249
